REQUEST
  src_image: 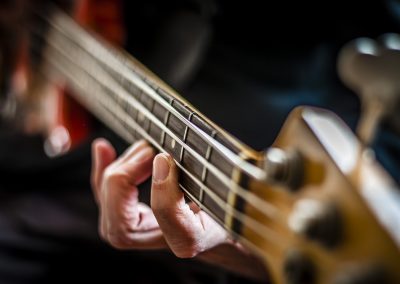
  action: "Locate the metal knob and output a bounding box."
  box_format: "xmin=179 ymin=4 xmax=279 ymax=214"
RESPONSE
xmin=264 ymin=147 xmax=303 ymax=190
xmin=288 ymin=199 xmax=342 ymax=248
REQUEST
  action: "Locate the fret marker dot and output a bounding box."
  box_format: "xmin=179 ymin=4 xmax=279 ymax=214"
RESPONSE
xmin=171 ymin=139 xmax=176 ymax=149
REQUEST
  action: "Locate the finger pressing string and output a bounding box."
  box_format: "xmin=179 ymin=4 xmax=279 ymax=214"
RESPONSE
xmin=151 ymin=153 xmax=229 ymax=258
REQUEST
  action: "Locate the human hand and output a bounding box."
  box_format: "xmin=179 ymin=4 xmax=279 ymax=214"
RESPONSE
xmin=151 ymin=154 xmax=229 ymax=258
xmin=150 ymin=153 xmax=267 ymax=280
xmin=91 ymin=138 xmax=229 ymax=252
xmin=91 ymin=139 xmax=167 ymax=249
xmin=92 ymin=139 xmax=267 ymax=280
xmin=151 ymin=152 xmax=230 ymax=257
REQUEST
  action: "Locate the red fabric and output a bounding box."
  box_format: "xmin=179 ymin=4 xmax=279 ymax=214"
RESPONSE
xmin=53 ymin=0 xmax=126 ymax=150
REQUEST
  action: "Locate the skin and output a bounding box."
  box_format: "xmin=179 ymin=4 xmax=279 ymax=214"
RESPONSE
xmin=91 ymin=138 xmax=268 ymax=281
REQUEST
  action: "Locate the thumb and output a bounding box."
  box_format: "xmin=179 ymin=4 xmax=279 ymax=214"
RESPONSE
xmin=151 ymin=153 xmax=228 ymax=258
xmin=91 ymin=138 xmax=117 ymax=202
xmin=151 ymin=153 xmax=184 ymax=211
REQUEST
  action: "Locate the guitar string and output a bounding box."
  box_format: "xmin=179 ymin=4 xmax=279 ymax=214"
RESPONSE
xmin=40 ymin=41 xmax=288 ymax=249
xmin=41 ymin=19 xmax=288 ymax=225
xmin=41 ymin=45 xmax=277 ymax=258
xmin=47 ymin=10 xmax=267 ymax=182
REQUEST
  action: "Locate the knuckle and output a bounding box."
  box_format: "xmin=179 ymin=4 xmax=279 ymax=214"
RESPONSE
xmin=104 ymin=169 xmax=129 ymax=188
xmin=103 ymin=167 xmax=115 ymax=182
xmin=102 ymin=167 xmax=114 ymax=184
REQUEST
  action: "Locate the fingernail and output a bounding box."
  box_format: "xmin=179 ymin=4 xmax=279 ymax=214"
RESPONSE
xmin=129 ymin=147 xmax=153 ymax=164
xmin=153 ymin=154 xmax=170 ymax=183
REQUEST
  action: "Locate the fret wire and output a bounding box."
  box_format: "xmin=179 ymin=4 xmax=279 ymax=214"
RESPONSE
xmin=161 ymin=112 xmax=171 ymax=147
xmin=48 ymin=11 xmax=266 ymax=182
xmin=199 ymin=188 xmax=204 ymax=204
xmin=45 ymin=43 xmax=287 ymax=248
xmin=161 ymin=98 xmax=174 ymax=147
xmin=136 ymin=91 xmax=143 ymax=123
xmin=179 ymin=111 xmax=194 ymax=163
xmin=200 ymin=130 xmax=217 ymax=203
xmin=147 ymin=98 xmax=155 ymax=132
xmin=44 ymin=18 xmax=284 ymax=223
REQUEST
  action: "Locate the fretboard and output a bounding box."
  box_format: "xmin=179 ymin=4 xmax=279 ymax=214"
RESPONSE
xmin=33 ymin=9 xmax=267 ymax=238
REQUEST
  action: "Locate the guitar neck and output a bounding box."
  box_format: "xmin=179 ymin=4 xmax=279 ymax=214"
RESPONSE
xmin=37 ymin=9 xmax=266 ymax=237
